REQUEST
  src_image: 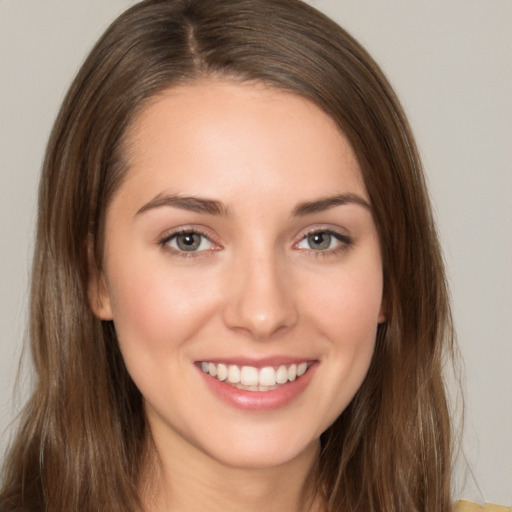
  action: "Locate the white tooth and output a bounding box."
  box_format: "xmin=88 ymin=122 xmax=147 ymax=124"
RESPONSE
xmin=217 ymin=363 xmax=227 ymax=381
xmin=248 ymin=385 xmax=259 ymax=391
xmin=208 ymin=362 xmax=217 ymax=377
xmin=259 ymin=366 xmax=277 ymax=386
xmin=288 ymin=364 xmax=297 ymax=381
xmin=276 ymin=365 xmax=288 ymax=384
xmin=297 ymin=362 xmax=308 ymax=377
xmin=227 ymin=365 xmax=241 ymax=383
xmin=201 ymin=362 xmax=209 ymax=373
xmin=240 ymin=366 xmax=259 ymax=386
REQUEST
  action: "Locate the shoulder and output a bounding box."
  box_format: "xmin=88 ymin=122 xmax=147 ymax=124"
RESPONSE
xmin=454 ymin=501 xmax=511 ymax=512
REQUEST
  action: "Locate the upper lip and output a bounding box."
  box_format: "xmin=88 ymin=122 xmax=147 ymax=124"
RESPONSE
xmin=195 ymin=356 xmax=316 ymax=368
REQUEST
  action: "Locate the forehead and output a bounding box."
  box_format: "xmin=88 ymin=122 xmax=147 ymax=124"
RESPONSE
xmin=118 ymin=79 xmax=367 ymax=209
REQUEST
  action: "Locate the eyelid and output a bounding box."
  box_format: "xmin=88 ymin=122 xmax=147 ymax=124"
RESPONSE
xmin=293 ymin=226 xmax=353 ymax=253
xmin=157 ymin=224 xmax=352 ymax=258
xmin=158 ymin=226 xmax=222 ymax=256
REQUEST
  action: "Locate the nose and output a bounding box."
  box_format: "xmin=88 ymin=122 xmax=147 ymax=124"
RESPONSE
xmin=222 ymin=251 xmax=298 ymax=340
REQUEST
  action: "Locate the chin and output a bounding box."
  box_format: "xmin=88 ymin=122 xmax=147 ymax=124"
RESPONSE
xmin=202 ymin=435 xmax=321 ymax=471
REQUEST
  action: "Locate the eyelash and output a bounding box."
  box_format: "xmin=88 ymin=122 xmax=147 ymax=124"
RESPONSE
xmin=295 ymin=228 xmax=353 ymax=257
xmin=158 ymin=227 xmax=353 ymax=258
xmin=159 ymin=228 xmax=218 ymax=258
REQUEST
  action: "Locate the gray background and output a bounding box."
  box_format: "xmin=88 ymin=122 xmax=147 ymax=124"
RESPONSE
xmin=0 ymin=0 xmax=510 ymax=504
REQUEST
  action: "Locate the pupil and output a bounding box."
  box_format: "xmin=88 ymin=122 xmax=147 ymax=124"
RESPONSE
xmin=308 ymin=232 xmax=331 ymax=250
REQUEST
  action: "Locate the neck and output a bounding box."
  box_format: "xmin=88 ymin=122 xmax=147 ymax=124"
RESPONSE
xmin=141 ymin=435 xmax=322 ymax=512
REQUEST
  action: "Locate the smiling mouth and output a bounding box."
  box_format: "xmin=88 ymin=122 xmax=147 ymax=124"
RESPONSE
xmin=199 ymin=361 xmax=312 ymax=391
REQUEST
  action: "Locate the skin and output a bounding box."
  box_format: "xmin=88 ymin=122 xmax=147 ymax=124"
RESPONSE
xmin=90 ymin=80 xmax=385 ymax=511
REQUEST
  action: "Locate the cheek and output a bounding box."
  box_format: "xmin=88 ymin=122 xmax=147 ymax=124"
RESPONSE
xmin=105 ymin=257 xmax=220 ymax=362
xmin=317 ymin=277 xmax=380 ymax=377
xmin=306 ymin=258 xmax=383 ymax=346
xmin=300 ymin=253 xmax=383 ymax=418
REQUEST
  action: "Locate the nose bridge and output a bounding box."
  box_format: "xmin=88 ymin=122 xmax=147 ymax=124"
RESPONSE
xmin=223 ymin=245 xmax=297 ymax=340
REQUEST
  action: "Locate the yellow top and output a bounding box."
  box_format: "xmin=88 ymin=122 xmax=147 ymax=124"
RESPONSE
xmin=454 ymin=501 xmax=511 ymax=512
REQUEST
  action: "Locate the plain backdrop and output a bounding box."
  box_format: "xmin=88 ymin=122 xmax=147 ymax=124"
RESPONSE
xmin=0 ymin=0 xmax=510 ymax=505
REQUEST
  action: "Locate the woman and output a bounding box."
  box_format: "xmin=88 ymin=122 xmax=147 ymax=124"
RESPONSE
xmin=0 ymin=0 xmax=469 ymax=510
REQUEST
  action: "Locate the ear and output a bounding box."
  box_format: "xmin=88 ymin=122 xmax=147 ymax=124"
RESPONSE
xmin=86 ymin=235 xmax=113 ymax=321
xmin=377 ymin=296 xmax=387 ymax=324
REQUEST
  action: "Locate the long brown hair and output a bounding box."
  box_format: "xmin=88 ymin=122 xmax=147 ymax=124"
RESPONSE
xmin=0 ymin=1 xmax=454 ymax=510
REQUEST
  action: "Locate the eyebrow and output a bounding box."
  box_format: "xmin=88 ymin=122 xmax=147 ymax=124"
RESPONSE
xmin=136 ymin=192 xmax=370 ymax=217
xmin=136 ymin=194 xmax=229 ymax=216
xmin=292 ymin=193 xmax=371 ymax=216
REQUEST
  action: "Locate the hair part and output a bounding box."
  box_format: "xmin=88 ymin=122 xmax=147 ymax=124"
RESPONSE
xmin=1 ymin=1 xmax=454 ymax=511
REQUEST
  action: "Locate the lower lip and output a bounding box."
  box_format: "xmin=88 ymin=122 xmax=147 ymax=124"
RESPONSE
xmin=198 ymin=363 xmax=317 ymax=411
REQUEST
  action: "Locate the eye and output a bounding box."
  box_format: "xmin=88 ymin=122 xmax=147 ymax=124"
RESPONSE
xmin=163 ymin=231 xmax=214 ymax=252
xmin=295 ymin=229 xmax=350 ymax=252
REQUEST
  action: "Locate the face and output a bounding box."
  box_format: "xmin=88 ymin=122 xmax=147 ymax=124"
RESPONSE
xmin=91 ymin=80 xmax=384 ymax=471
